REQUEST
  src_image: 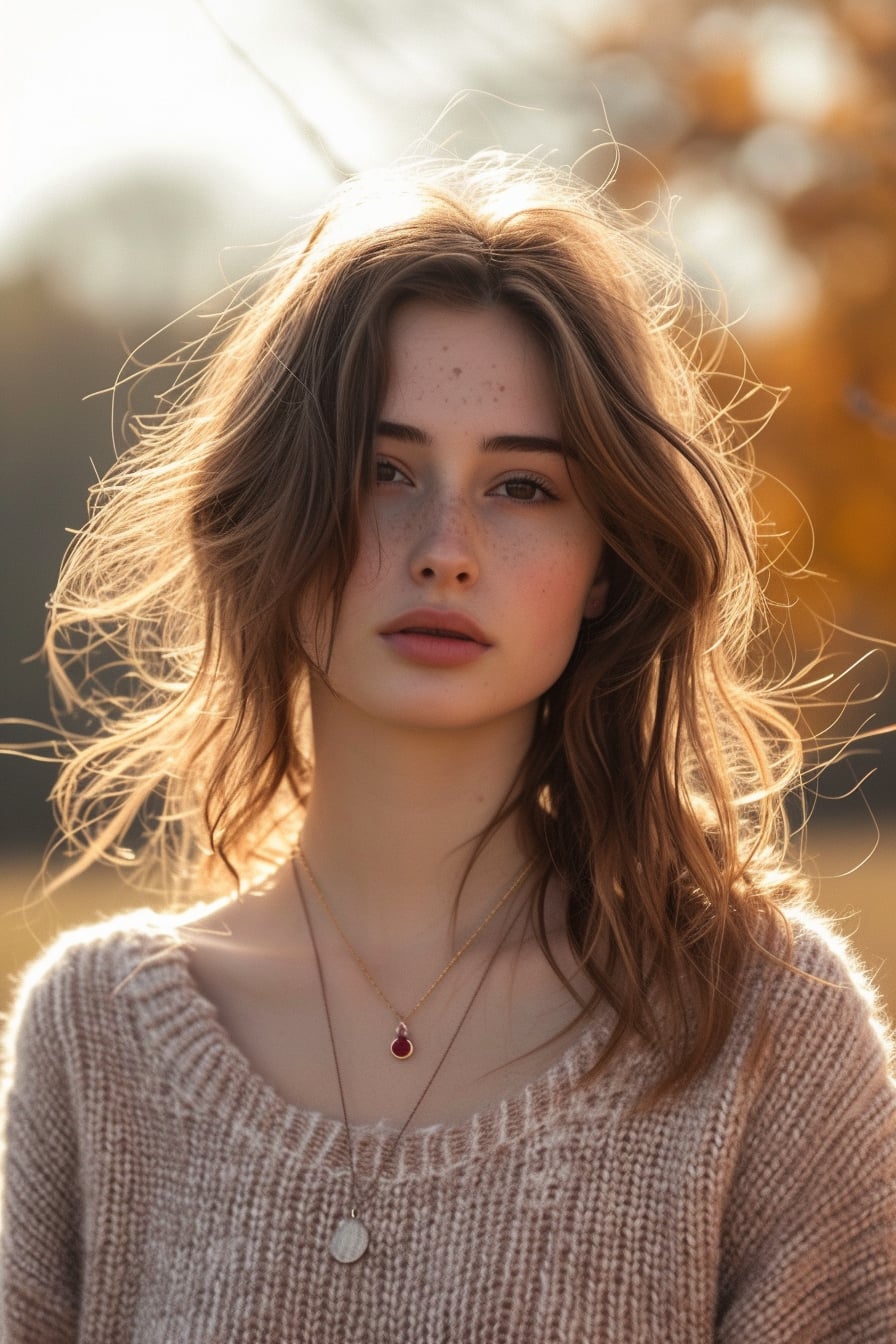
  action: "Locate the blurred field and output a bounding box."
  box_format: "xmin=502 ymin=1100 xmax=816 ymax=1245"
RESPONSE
xmin=1 ymin=826 xmax=894 ymax=1020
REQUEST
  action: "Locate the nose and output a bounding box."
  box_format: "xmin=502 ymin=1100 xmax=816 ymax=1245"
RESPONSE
xmin=409 ymin=492 xmax=479 ymax=588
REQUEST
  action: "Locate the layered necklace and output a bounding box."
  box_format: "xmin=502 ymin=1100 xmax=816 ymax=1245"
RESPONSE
xmin=294 ymin=843 xmax=534 ymax=1059
xmin=291 ymin=852 xmax=533 ymax=1263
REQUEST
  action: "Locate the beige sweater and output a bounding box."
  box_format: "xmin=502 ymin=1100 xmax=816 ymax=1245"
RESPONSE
xmin=1 ymin=905 xmax=894 ymax=1342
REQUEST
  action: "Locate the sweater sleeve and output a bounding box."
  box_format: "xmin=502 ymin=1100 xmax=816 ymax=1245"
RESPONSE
xmin=716 ymin=915 xmax=896 ymax=1343
xmin=0 ymin=948 xmax=82 ymax=1343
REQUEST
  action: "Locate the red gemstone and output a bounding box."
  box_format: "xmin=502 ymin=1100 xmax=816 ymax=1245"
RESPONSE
xmin=390 ymin=1026 xmax=414 ymax=1059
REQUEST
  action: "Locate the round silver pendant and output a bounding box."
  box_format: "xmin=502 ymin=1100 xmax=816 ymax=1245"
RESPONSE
xmin=330 ymin=1215 xmax=370 ymax=1263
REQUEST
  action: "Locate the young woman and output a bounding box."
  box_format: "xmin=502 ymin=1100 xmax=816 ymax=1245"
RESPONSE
xmin=2 ymin=153 xmax=894 ymax=1342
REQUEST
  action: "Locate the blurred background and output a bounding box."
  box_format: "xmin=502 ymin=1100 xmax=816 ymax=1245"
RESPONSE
xmin=2 ymin=0 xmax=894 ymax=1012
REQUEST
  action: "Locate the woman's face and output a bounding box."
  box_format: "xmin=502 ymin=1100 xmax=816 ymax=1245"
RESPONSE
xmin=312 ymin=299 xmax=607 ymax=737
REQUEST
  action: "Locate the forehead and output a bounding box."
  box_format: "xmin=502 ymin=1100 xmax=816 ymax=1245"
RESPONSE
xmin=381 ymin=300 xmax=560 ymax=436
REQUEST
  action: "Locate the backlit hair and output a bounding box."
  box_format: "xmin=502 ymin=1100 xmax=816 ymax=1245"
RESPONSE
xmin=43 ymin=152 xmax=808 ymax=1097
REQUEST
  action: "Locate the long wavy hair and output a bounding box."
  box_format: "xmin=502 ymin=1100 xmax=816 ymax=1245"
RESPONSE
xmin=42 ymin=152 xmax=808 ymax=1096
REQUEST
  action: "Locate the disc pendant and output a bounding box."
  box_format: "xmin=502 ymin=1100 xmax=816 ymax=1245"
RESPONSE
xmin=390 ymin=1022 xmax=414 ymax=1060
xmin=330 ymin=1215 xmax=370 ymax=1263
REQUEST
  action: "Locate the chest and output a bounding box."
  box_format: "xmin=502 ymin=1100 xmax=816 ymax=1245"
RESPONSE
xmin=186 ymin=932 xmax=593 ymax=1128
xmin=85 ymin=1089 xmax=729 ymax=1344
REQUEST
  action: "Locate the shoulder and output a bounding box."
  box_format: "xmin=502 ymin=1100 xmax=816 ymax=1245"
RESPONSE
xmin=714 ymin=906 xmax=896 ymax=1337
xmin=749 ymin=902 xmax=893 ymax=1070
xmin=728 ymin=901 xmax=896 ymax=1149
xmin=1 ymin=902 xmax=220 ymax=1072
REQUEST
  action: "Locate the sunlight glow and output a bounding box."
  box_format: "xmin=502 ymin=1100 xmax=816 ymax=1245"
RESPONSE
xmin=751 ymin=5 xmax=864 ymax=122
xmin=670 ymin=177 xmax=820 ymax=334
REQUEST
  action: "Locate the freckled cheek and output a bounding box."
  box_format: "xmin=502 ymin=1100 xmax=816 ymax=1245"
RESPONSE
xmin=528 ymin=576 xmax=585 ymax=637
xmin=350 ymin=515 xmax=412 ymax=590
xmin=515 ymin=544 xmax=595 ymax=609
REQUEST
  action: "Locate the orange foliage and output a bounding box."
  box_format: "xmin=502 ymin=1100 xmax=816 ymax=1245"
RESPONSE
xmin=578 ymin=0 xmax=896 ymax=636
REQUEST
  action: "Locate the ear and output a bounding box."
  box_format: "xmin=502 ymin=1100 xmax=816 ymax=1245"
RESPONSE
xmin=583 ymin=573 xmax=609 ymax=621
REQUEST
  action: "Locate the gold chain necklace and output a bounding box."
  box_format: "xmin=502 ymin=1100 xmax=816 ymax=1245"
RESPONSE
xmin=293 ymin=857 xmax=524 ymax=1263
xmin=294 ymin=843 xmax=535 ymax=1059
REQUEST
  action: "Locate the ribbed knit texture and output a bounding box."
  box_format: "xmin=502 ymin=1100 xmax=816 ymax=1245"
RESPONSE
xmin=1 ymin=904 xmax=894 ymax=1342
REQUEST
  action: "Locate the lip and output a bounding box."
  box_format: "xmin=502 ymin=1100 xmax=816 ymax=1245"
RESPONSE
xmin=379 ymin=608 xmax=491 ymax=645
xmin=379 ymin=608 xmax=492 ymax=668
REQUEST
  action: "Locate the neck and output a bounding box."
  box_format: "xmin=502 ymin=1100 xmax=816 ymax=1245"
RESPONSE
xmin=298 ymin=686 xmax=537 ymax=950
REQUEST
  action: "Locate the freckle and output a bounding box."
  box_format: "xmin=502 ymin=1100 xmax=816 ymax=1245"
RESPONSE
xmin=453 ymin=367 xmax=462 ymax=377
xmin=498 ymin=384 xmax=506 ymax=391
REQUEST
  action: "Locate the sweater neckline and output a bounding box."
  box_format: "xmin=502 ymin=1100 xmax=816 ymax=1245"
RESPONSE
xmin=117 ymin=917 xmax=621 ymax=1179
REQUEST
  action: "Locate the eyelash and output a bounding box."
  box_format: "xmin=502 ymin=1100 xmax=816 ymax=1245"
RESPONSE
xmin=374 ymin=458 xmax=410 ymax=486
xmin=374 ymin=458 xmax=559 ymax=504
xmin=494 ymin=473 xmax=559 ymax=503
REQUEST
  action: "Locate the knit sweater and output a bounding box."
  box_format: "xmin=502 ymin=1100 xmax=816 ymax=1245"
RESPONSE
xmin=1 ymin=905 xmax=894 ymax=1343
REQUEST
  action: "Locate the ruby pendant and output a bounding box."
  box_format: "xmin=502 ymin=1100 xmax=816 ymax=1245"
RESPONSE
xmin=390 ymin=1022 xmax=414 ymax=1059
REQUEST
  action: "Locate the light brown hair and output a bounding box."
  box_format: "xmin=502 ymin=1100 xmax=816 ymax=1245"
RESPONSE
xmin=43 ymin=153 xmax=807 ymax=1096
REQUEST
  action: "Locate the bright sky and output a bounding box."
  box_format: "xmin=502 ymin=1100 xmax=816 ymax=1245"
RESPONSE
xmin=2 ymin=0 xmax=641 ymax=316
xmin=3 ymin=0 xmax=335 ymax=241
xmin=3 ymin=0 xmax=854 ymax=330
xmin=2 ymin=0 xmax=615 ymax=238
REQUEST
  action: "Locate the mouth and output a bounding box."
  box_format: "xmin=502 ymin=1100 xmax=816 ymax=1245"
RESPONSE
xmin=400 ymin=626 xmax=475 ymax=641
xmin=380 ymin=609 xmax=491 ymax=645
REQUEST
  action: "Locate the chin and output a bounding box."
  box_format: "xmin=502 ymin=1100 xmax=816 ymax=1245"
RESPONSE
xmin=370 ymin=694 xmax=540 ymax=737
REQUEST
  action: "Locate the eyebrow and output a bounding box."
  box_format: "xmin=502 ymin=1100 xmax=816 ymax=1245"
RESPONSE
xmin=376 ymin=420 xmax=567 ymax=456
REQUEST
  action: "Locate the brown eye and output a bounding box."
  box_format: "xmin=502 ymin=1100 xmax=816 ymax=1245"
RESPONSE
xmin=375 ymin=458 xmax=408 ymax=485
xmin=504 ymin=480 xmax=539 ymax=501
xmin=494 ymin=475 xmax=557 ymax=502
